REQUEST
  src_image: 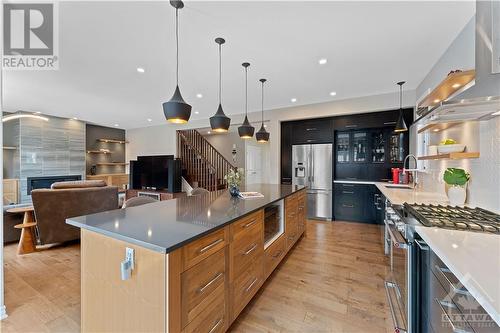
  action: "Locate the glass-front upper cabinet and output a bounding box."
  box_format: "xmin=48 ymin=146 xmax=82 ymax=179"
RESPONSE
xmin=352 ymin=131 xmax=368 ymax=162
xmin=389 ymin=132 xmax=406 ymax=163
xmin=336 ymin=132 xmax=350 ymax=163
xmin=371 ymin=131 xmax=385 ymax=163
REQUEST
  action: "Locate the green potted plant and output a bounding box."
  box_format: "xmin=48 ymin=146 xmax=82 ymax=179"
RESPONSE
xmin=225 ymin=168 xmax=244 ymax=197
xmin=443 ymin=168 xmax=470 ymax=205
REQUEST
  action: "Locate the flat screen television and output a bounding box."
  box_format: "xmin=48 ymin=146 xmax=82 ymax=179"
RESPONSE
xmin=130 ymin=155 xmax=172 ymax=190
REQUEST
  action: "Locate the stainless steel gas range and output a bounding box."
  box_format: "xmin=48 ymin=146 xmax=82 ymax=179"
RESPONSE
xmin=384 ymin=202 xmax=500 ymax=333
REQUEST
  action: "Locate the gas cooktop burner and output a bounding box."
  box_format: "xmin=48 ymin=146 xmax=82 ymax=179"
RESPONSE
xmin=404 ymin=204 xmax=500 ymax=234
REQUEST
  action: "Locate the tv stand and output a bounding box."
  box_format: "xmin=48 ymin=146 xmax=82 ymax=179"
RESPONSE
xmin=126 ymin=189 xmax=185 ymax=202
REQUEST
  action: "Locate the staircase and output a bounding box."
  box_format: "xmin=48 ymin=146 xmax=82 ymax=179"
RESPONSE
xmin=177 ymin=129 xmax=236 ymax=191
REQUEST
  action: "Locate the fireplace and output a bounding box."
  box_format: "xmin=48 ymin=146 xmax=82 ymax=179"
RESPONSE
xmin=26 ymin=175 xmax=82 ymax=195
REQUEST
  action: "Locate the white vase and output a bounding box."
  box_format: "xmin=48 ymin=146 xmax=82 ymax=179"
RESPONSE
xmin=447 ymin=185 xmax=467 ymax=206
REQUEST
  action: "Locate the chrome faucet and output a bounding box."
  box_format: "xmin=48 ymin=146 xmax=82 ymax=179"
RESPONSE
xmin=403 ymin=154 xmax=419 ymax=189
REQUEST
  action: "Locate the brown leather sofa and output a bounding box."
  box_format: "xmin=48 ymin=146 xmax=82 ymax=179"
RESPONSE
xmin=31 ymin=180 xmax=119 ymax=245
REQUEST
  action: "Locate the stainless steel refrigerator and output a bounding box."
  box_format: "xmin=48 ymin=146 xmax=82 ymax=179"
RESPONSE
xmin=292 ymin=143 xmax=332 ymax=220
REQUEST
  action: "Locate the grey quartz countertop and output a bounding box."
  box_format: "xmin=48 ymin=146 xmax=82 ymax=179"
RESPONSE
xmin=66 ymin=184 xmax=305 ymax=253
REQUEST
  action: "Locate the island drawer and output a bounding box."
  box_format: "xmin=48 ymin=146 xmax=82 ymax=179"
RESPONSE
xmin=182 ymin=228 xmax=227 ymax=271
xmin=231 ymin=256 xmax=263 ymax=321
xmin=183 ymin=297 xmax=226 ymax=333
xmin=285 ymin=192 xmax=298 ymax=206
xmin=231 ymin=210 xmax=264 ymax=241
xmin=264 ymin=234 xmax=285 ymax=279
xmin=181 ymin=248 xmax=226 ymax=326
xmin=230 ymin=220 xmax=263 ymax=279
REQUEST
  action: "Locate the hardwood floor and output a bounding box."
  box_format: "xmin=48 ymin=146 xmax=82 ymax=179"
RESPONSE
xmin=0 ymin=221 xmax=393 ymax=333
xmin=230 ymin=221 xmax=394 ymax=333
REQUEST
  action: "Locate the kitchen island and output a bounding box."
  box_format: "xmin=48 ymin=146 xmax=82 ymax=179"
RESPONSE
xmin=67 ymin=184 xmax=307 ymax=333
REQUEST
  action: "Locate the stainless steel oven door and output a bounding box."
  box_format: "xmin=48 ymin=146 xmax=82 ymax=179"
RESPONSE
xmin=385 ymin=221 xmax=409 ymax=333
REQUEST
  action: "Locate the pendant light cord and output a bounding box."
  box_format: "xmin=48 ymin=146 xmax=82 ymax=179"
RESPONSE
xmin=261 ymin=81 xmax=264 ymax=123
xmin=245 ymin=66 xmax=248 ymax=116
xmin=218 ymin=43 xmax=222 ymax=104
xmin=175 ymin=8 xmax=179 ymax=86
xmin=399 ymin=83 xmax=402 ymax=109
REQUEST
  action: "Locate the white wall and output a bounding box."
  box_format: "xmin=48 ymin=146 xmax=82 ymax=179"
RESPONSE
xmin=126 ymin=90 xmax=416 ymax=183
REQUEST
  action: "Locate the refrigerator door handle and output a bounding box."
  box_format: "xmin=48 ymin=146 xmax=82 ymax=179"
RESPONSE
xmin=311 ymin=146 xmax=314 ymax=184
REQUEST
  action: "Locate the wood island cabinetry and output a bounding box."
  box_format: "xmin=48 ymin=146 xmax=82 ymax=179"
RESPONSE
xmin=80 ymin=187 xmax=307 ymax=333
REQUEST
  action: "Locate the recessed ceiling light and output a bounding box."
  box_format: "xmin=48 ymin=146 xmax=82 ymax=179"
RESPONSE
xmin=452 ymin=83 xmax=461 ymax=88
xmin=194 ymin=111 xmax=199 ymax=114
xmin=433 ymin=129 xmax=439 ymax=132
xmin=318 ymin=58 xmax=327 ymax=65
xmin=114 ymin=124 xmax=119 ymax=127
xmin=72 ymin=117 xmax=78 ymax=120
xmin=329 ymin=91 xmax=337 ymax=96
xmin=291 ymin=98 xmax=297 ymax=103
xmin=147 ymin=118 xmax=152 ymax=122
xmin=207 ymin=131 xmax=211 ymax=134
xmin=196 ymin=93 xmax=203 ymax=98
xmin=136 ymin=67 xmax=145 ymax=73
xmin=433 ymin=99 xmax=440 ymax=103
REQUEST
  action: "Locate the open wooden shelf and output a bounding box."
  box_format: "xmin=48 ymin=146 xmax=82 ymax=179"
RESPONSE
xmin=418 ymin=152 xmax=480 ymax=161
xmin=96 ymin=162 xmax=128 ymax=166
xmin=87 ymin=150 xmax=112 ymax=154
xmin=418 ymin=69 xmax=475 ymax=109
xmin=97 ymin=138 xmax=128 ymax=144
xmin=417 ymin=122 xmax=461 ymax=134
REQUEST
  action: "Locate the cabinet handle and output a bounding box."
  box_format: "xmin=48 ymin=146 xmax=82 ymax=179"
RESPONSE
xmin=272 ymin=250 xmax=283 ymax=259
xmin=342 ymin=191 xmax=354 ymax=194
xmin=342 ymin=184 xmax=355 ymax=187
xmin=342 ymin=204 xmax=354 ymax=208
xmin=298 ymin=206 xmax=304 ymax=211
xmin=306 ymin=139 xmax=316 ymax=143
xmin=434 ymin=265 xmax=470 ymax=295
xmin=288 ymin=233 xmax=297 ymax=240
xmin=346 ymin=177 xmax=357 ymax=180
xmin=208 ymin=318 xmax=224 ymax=333
xmin=245 ymin=277 xmax=259 ymax=293
xmin=198 ymin=272 xmax=223 ymax=294
xmin=434 ymin=299 xmax=473 ymax=333
xmin=383 ymin=121 xmax=397 ymax=125
xmin=345 ymin=125 xmax=358 ymax=128
xmin=199 ymin=238 xmax=224 ymax=253
xmin=306 ymin=128 xmax=318 ymax=131
xmin=243 ymin=243 xmax=258 ymax=256
xmin=243 ymin=219 xmax=257 ymax=228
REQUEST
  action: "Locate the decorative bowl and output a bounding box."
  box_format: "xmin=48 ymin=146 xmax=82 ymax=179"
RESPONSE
xmin=437 ymin=144 xmax=466 ymax=154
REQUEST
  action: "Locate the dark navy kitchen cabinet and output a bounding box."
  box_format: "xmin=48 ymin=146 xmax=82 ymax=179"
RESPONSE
xmin=333 ymin=183 xmax=384 ymax=224
xmin=291 ymin=118 xmax=334 ymax=144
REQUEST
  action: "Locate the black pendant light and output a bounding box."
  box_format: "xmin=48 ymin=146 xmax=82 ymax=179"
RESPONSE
xmin=163 ymin=0 xmax=191 ymax=124
xmin=209 ymin=38 xmax=231 ymax=133
xmin=238 ymin=62 xmax=255 ymax=139
xmin=256 ymin=79 xmax=270 ymax=143
xmin=394 ymin=81 xmax=408 ymax=132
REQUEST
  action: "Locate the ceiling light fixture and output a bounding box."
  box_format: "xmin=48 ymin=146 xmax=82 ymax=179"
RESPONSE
xmin=136 ymin=67 xmax=145 ymax=73
xmin=452 ymin=83 xmax=461 ymax=88
xmin=194 ymin=111 xmax=199 ymax=114
xmin=238 ymin=62 xmax=255 ymax=139
xmin=2 ymin=113 xmax=49 ymax=122
xmin=291 ymin=98 xmax=297 ymax=103
xmin=256 ymin=78 xmax=270 ymax=143
xmin=162 ymin=0 xmax=192 ymax=124
xmin=209 ymin=37 xmax=231 ymax=133
xmin=394 ymin=81 xmax=408 ymax=133
xmin=330 ymin=91 xmax=337 ymax=96
xmin=147 ymin=118 xmax=152 ymax=122
xmin=319 ymin=58 xmax=327 ymax=65
xmin=73 ymin=117 xmax=78 ymax=120
xmin=114 ymin=124 xmax=119 ymax=127
xmin=196 ymin=93 xmax=203 ymax=98
xmin=433 ymin=99 xmax=441 ymax=103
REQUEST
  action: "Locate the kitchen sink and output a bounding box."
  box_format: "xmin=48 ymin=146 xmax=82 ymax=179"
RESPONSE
xmin=385 ymin=185 xmax=412 ymax=189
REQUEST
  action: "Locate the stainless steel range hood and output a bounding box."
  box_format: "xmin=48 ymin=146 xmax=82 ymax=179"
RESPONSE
xmin=416 ymin=1 xmax=500 ymax=125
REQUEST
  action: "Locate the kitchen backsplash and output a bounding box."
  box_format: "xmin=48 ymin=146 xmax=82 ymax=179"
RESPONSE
xmin=415 ymin=117 xmax=500 ymax=213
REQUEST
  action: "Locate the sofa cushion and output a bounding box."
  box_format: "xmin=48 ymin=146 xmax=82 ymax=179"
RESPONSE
xmin=51 ymin=180 xmax=107 ymax=189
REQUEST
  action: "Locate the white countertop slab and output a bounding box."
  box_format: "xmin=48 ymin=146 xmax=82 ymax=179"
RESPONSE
xmin=415 ymin=226 xmax=500 ymax=325
xmin=334 ymin=180 xmax=449 ymax=206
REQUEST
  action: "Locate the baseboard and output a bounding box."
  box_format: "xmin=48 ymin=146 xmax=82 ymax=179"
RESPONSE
xmin=0 ymin=305 xmax=8 ymax=320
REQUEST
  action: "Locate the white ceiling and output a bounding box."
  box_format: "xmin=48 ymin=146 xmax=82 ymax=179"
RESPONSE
xmin=3 ymin=1 xmax=475 ymax=129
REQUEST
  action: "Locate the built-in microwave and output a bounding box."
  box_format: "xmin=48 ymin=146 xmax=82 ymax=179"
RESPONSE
xmin=264 ymin=200 xmax=284 ymax=249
